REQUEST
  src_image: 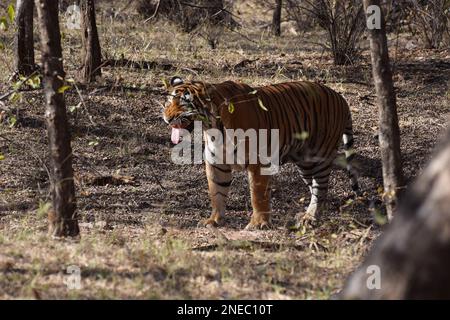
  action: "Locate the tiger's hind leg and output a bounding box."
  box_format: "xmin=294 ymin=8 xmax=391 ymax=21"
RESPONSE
xmin=245 ymin=164 xmax=272 ymax=230
xmin=295 ymin=160 xmax=332 ymax=227
xmin=343 ymin=122 xmax=361 ymax=197
xmin=200 ymin=162 xmax=232 ymax=228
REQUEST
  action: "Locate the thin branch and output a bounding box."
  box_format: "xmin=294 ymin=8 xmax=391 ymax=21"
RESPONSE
xmin=178 ymin=1 xmax=240 ymax=20
xmin=143 ymin=0 xmax=162 ymax=23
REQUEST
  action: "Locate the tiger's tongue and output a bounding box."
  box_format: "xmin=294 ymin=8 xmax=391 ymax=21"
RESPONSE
xmin=171 ymin=127 xmax=182 ymax=144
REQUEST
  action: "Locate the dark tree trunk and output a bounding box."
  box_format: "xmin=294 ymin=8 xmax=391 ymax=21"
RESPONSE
xmin=15 ymin=0 xmax=35 ymax=76
xmin=80 ymin=0 xmax=102 ymax=83
xmin=341 ymin=128 xmax=450 ymax=299
xmin=272 ymin=0 xmax=282 ymax=36
xmin=364 ymin=0 xmax=404 ymax=220
xmin=35 ymin=0 xmax=79 ymax=238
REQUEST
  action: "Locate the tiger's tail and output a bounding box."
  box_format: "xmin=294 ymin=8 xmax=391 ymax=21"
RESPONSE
xmin=342 ymin=113 xmax=361 ymax=197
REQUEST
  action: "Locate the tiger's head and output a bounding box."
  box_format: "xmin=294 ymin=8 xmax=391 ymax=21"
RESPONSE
xmin=163 ymin=76 xmax=212 ymax=144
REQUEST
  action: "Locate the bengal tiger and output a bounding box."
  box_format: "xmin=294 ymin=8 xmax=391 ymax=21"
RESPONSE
xmin=163 ymin=77 xmax=359 ymax=230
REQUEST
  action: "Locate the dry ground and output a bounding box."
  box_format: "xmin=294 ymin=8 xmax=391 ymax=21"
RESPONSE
xmin=0 ymin=1 xmax=449 ymax=299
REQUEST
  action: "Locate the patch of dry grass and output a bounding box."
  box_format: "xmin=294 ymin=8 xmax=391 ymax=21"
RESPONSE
xmin=0 ymin=212 xmax=372 ymax=299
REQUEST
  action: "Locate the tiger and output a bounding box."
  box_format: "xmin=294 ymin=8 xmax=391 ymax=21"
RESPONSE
xmin=163 ymin=76 xmax=360 ymax=230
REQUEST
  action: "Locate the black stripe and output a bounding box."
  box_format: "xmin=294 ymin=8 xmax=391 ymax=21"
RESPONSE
xmin=313 ymin=84 xmax=330 ymax=155
xmin=277 ymin=84 xmax=301 ymax=136
xmin=301 ymin=170 xmax=331 ymax=179
xmin=212 ymin=165 xmax=231 ymax=173
xmin=212 ymin=192 xmax=228 ymax=198
xmin=297 ymin=160 xmax=332 ymax=172
xmin=344 ymin=139 xmax=354 ymax=149
xmin=313 ymin=178 xmax=330 ymax=185
xmin=213 ymin=180 xmax=232 ymax=187
xmin=288 ymin=84 xmax=310 ymax=140
xmin=312 ymin=186 xmax=329 ymax=194
xmin=282 ymin=86 xmax=303 ymax=137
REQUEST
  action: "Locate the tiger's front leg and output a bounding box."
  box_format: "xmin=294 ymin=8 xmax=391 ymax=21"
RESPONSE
xmin=295 ymin=162 xmax=332 ymax=227
xmin=200 ymin=162 xmax=232 ymax=227
xmin=245 ymin=164 xmax=272 ymax=230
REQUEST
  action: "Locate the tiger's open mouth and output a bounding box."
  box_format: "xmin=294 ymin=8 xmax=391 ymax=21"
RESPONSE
xmin=165 ymin=103 xmax=199 ymax=144
xmin=170 ymin=120 xmax=195 ymax=144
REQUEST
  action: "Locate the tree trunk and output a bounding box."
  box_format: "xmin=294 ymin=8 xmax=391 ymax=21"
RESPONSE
xmin=364 ymin=0 xmax=404 ymax=220
xmin=15 ymin=0 xmax=35 ymax=76
xmin=271 ymin=0 xmax=282 ymax=36
xmin=80 ymin=0 xmax=102 ymax=83
xmin=35 ymin=0 xmax=79 ymax=238
xmin=341 ymin=128 xmax=450 ymax=299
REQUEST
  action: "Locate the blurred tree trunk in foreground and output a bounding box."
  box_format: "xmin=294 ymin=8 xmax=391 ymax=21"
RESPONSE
xmin=272 ymin=0 xmax=282 ymax=36
xmin=36 ymin=0 xmax=79 ymax=237
xmin=341 ymin=128 xmax=450 ymax=299
xmin=15 ymin=0 xmax=35 ymax=76
xmin=364 ymin=0 xmax=404 ymax=220
xmin=80 ymin=0 xmax=102 ymax=83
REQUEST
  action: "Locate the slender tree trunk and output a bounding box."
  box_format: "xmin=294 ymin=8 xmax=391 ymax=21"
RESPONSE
xmin=80 ymin=0 xmax=102 ymax=83
xmin=271 ymin=0 xmax=282 ymax=36
xmin=35 ymin=0 xmax=79 ymax=238
xmin=15 ymin=0 xmax=35 ymax=76
xmin=364 ymin=0 xmax=404 ymax=221
xmin=341 ymin=128 xmax=450 ymax=299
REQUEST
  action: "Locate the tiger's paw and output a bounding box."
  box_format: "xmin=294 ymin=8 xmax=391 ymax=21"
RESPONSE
xmin=244 ymin=221 xmax=272 ymax=230
xmin=198 ymin=217 xmax=222 ymax=228
xmin=244 ymin=215 xmax=272 ymax=230
xmin=293 ymin=211 xmax=317 ymax=229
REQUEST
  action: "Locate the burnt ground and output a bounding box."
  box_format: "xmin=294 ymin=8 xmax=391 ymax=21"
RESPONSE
xmin=0 ymin=2 xmax=449 ymax=299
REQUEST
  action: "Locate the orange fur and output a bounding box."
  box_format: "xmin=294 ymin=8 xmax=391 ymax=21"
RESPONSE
xmin=164 ymin=79 xmax=359 ymax=229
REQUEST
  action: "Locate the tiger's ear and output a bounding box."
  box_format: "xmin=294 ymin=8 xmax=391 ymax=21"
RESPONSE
xmin=170 ymin=76 xmax=184 ymax=87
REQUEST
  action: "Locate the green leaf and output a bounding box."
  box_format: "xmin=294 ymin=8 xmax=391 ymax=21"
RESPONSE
xmin=37 ymin=200 xmax=52 ymax=219
xmin=9 ymin=92 xmax=22 ymax=104
xmin=0 ymin=154 xmax=4 ymax=160
xmin=26 ymin=75 xmax=41 ymax=89
xmin=162 ymin=78 xmax=169 ymax=89
xmin=8 ymin=115 xmax=17 ymax=127
xmin=0 ymin=17 xmax=8 ymax=31
xmin=294 ymin=131 xmax=309 ymax=141
xmin=7 ymin=4 xmax=15 ymax=22
xmin=257 ymin=98 xmax=268 ymax=111
xmin=334 ymin=154 xmax=347 ymax=169
xmin=228 ymin=101 xmax=235 ymax=114
xmin=88 ymin=140 xmax=99 ymax=146
xmin=197 ymin=114 xmax=209 ymax=124
xmin=12 ymin=79 xmax=22 ymax=90
xmin=68 ymin=102 xmax=82 ymax=113
xmin=0 ymin=42 xmax=4 ymax=50
xmin=57 ymin=85 xmax=71 ymax=93
xmin=373 ymin=207 xmax=388 ymax=226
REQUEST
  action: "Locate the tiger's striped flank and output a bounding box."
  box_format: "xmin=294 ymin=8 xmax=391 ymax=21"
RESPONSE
xmin=163 ymin=78 xmax=360 ymax=229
